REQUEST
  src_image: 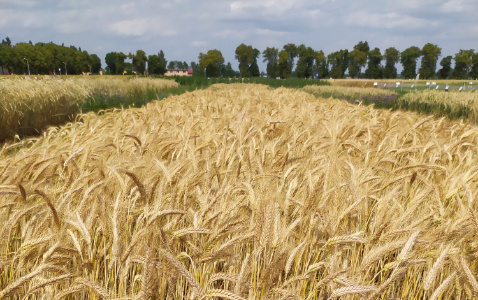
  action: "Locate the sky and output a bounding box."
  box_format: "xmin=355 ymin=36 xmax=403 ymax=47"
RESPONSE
xmin=1 ymin=0 xmax=477 ymax=72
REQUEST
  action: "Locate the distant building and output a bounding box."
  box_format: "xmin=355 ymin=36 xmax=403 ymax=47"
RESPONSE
xmin=165 ymin=69 xmax=193 ymax=77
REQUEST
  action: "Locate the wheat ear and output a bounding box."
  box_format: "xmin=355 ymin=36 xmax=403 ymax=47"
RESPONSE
xmin=314 ymin=270 xmax=347 ymax=290
xmin=328 ymin=285 xmax=377 ymax=299
xmin=123 ymin=170 xmax=147 ymax=203
xmin=63 ymin=146 xmax=84 ymax=167
xmin=457 ymin=255 xmax=478 ymax=295
xmin=424 ymin=245 xmax=451 ymax=290
xmin=361 ymin=240 xmax=405 ymax=270
xmin=235 ymin=252 xmax=250 ymax=296
xmin=18 ymin=184 xmax=27 ymax=202
xmin=203 ymin=289 xmax=247 ymax=300
xmin=285 ymin=241 xmax=306 ymax=276
xmin=34 ymin=189 xmax=61 ymax=229
xmin=140 ymin=245 xmax=157 ymax=299
xmin=324 ymin=232 xmax=367 ymax=247
xmin=208 ymin=273 xmax=238 ymax=285
xmin=54 ymin=284 xmax=84 ymax=299
xmin=429 ymin=271 xmax=457 ymax=300
xmin=0 ymin=264 xmax=52 ymax=298
xmin=397 ymin=230 xmax=420 ymax=261
xmin=367 ymin=267 xmax=407 ymax=300
xmin=23 ymin=274 xmax=73 ymax=299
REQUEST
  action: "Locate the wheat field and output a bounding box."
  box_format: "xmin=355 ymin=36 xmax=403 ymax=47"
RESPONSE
xmin=1 ymin=83 xmax=478 ymax=299
xmin=0 ymin=77 xmax=178 ymax=141
xmin=396 ymin=90 xmax=478 ymax=122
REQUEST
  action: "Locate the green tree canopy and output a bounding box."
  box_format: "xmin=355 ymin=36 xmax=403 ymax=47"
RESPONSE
xmin=167 ymin=61 xmax=176 ymax=69
xmin=105 ymin=52 xmax=117 ymax=74
xmin=262 ymin=47 xmax=279 ymax=78
xmin=295 ymin=44 xmax=316 ymax=78
xmin=365 ymin=47 xmax=383 ymax=79
xmin=1 ymin=36 xmax=12 ymax=47
xmin=383 ymin=47 xmax=400 ymax=79
xmin=0 ymin=43 xmax=13 ymax=73
xmin=190 ymin=61 xmax=199 ymax=75
xmin=278 ymin=50 xmax=291 ymax=79
xmin=130 ymin=50 xmax=148 ymax=75
xmin=283 ymin=43 xmax=298 ymax=76
xmin=328 ymin=49 xmax=348 ymax=79
xmin=251 ymin=48 xmax=260 ymax=77
xmin=89 ymin=54 xmax=101 ymax=73
xmin=471 ymin=52 xmax=478 ymax=79
xmin=167 ymin=60 xmax=188 ymax=70
xmin=438 ymin=55 xmax=452 ymax=79
xmin=401 ymin=46 xmax=421 ymax=79
xmin=235 ymin=43 xmax=254 ymax=77
xmin=314 ymin=50 xmax=327 ymax=79
xmin=148 ymin=50 xmax=167 ymax=75
xmin=452 ymin=49 xmax=474 ymax=79
xmin=348 ymin=41 xmax=370 ymax=78
xmin=105 ymin=52 xmax=127 ymax=75
xmin=418 ymin=43 xmax=441 ymax=79
xmin=199 ymin=49 xmax=224 ymax=77
xmin=223 ymin=62 xmax=237 ymax=78
xmin=354 ymin=41 xmax=370 ymax=54
xmin=348 ymin=49 xmax=367 ymax=79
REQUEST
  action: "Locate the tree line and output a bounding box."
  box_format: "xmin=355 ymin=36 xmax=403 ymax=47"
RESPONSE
xmin=193 ymin=41 xmax=477 ymax=80
xmin=1 ymin=36 xmax=477 ymax=79
xmin=255 ymin=41 xmax=477 ymax=80
xmin=0 ymin=37 xmax=101 ymax=75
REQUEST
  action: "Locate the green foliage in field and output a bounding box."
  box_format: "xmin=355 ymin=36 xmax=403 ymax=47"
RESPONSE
xmin=303 ymin=85 xmax=398 ymax=107
xmin=304 ymin=84 xmax=478 ymax=123
xmin=394 ymin=90 xmax=478 ymax=122
xmin=171 ymin=76 xmax=329 ymax=90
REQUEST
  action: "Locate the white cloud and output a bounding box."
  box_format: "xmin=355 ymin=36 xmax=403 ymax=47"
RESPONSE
xmin=1 ymin=0 xmax=477 ymax=71
xmin=440 ymin=0 xmax=465 ymax=12
xmin=108 ymin=19 xmax=149 ymax=36
xmin=230 ymin=0 xmax=294 ymax=15
xmin=346 ymin=11 xmax=435 ymax=30
xmin=191 ymin=40 xmax=208 ymax=47
xmin=255 ymin=28 xmax=289 ymax=37
xmin=120 ymin=2 xmax=137 ymax=13
xmin=107 ymin=17 xmax=177 ymax=37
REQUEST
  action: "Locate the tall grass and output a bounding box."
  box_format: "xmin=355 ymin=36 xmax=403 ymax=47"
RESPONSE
xmin=304 ymin=85 xmax=478 ymax=122
xmin=1 ymin=84 xmax=478 ymax=298
xmin=303 ymin=85 xmax=398 ymax=107
xmin=394 ymin=90 xmax=478 ymax=122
